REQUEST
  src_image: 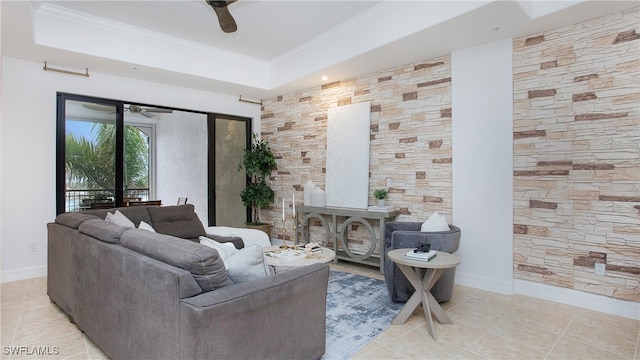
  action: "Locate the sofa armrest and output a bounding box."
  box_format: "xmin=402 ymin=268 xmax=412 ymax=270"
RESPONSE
xmin=180 ymin=263 xmax=329 ymax=360
xmin=204 ymin=226 xmax=272 ymax=248
xmin=202 ymin=234 xmax=244 ymax=249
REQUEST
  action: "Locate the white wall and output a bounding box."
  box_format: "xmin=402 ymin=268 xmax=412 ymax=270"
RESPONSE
xmin=451 ymin=38 xmax=515 ymax=295
xmin=0 ymin=57 xmax=260 ymax=282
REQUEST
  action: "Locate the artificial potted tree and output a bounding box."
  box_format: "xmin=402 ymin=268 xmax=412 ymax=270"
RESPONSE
xmin=238 ymin=134 xmax=278 ymax=236
xmin=373 ymin=188 xmax=388 ymax=207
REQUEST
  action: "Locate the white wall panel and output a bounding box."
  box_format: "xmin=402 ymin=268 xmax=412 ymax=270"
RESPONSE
xmin=326 ymin=102 xmax=370 ymax=209
xmin=451 ymin=38 xmax=514 ymax=295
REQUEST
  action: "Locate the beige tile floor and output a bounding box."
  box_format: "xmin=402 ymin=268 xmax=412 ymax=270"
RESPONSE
xmin=1 ymin=263 xmax=638 ymax=360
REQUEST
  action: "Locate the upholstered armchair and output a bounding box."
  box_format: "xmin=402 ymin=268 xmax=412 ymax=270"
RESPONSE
xmin=384 ymin=222 xmax=461 ymax=303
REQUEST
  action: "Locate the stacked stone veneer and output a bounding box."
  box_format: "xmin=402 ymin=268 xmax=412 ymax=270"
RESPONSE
xmin=513 ymin=8 xmax=639 ymax=301
xmin=261 ymin=56 xmax=452 ymax=251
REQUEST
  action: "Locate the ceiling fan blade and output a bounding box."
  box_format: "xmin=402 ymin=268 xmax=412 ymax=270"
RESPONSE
xmin=207 ymin=0 xmax=238 ymax=33
xmin=143 ymin=108 xmax=173 ymax=113
xmin=82 ymin=103 xmax=116 ymax=112
xmin=139 ymin=111 xmax=156 ymax=118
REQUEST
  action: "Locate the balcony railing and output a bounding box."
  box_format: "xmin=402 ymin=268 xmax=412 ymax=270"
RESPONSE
xmin=66 ymin=188 xmax=150 ymax=212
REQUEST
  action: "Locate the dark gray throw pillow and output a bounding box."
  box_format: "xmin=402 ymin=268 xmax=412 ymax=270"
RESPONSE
xmin=203 ymin=234 xmax=244 ymax=249
xmin=147 ymin=204 xmax=206 ymax=241
xmin=121 ymin=229 xmax=232 ymax=292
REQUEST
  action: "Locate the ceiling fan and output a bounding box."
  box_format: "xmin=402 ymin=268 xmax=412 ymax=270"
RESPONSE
xmin=206 ymin=0 xmax=238 ymax=33
xmin=82 ymin=104 xmax=173 ymax=118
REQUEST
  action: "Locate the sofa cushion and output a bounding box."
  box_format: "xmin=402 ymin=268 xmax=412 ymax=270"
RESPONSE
xmin=147 ymin=204 xmax=205 ymax=241
xmin=55 ymin=213 xmax=99 ymax=229
xmin=78 ymin=218 xmax=128 ymax=244
xmin=138 ymin=221 xmax=156 ymax=232
xmin=200 ymin=237 xmax=269 ymax=284
xmin=199 ymin=236 xmax=238 ymax=263
xmin=224 ymin=245 xmax=271 ymax=284
xmin=82 ymin=206 xmax=152 ymax=227
xmin=121 ymin=229 xmax=232 ymax=292
xmin=106 ymin=210 xmax=135 ymax=229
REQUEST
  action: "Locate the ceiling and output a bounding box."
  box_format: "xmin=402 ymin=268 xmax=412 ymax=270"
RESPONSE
xmin=2 ymin=0 xmax=638 ymax=100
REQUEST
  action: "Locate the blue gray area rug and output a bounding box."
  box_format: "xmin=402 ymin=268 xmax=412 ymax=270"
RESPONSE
xmin=323 ymin=270 xmax=403 ymax=360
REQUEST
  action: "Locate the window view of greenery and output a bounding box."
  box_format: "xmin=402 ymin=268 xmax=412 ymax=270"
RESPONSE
xmin=65 ymin=120 xmax=150 ymax=212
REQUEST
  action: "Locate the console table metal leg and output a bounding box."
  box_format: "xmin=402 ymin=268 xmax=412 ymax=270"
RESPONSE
xmin=378 ymin=220 xmax=385 ymax=274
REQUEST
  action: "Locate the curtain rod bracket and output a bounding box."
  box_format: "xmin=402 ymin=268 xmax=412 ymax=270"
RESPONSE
xmin=43 ymin=61 xmax=90 ymax=77
xmin=239 ymin=95 xmax=262 ymax=105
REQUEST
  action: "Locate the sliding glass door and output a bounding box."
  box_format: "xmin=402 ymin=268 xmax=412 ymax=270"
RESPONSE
xmin=57 ymin=94 xmax=155 ymax=214
xmin=208 ymin=115 xmax=251 ymax=227
xmin=57 ymin=94 xmax=123 ymax=213
xmin=57 ymin=93 xmax=251 ymax=227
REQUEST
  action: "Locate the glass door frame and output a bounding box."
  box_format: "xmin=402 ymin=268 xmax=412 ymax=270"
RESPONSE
xmin=56 ymin=93 xmax=124 ymax=215
xmin=207 ymin=114 xmax=252 ymax=226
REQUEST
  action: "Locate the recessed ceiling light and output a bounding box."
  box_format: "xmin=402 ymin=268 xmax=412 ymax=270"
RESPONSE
xmin=322 ymin=75 xmax=328 ymax=81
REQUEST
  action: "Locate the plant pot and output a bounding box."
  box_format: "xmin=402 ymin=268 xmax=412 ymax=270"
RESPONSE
xmin=245 ymin=223 xmax=271 ymax=238
xmin=376 ymin=199 xmax=386 ymax=207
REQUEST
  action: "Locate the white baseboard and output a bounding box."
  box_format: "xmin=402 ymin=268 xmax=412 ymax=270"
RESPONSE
xmin=455 ymin=272 xmax=640 ymax=320
xmin=454 ymin=271 xmax=639 ymax=320
xmin=514 ymin=279 xmax=639 ymax=320
xmin=1 ymin=265 xmax=47 ymax=283
xmin=455 ymin=270 xmax=515 ymax=295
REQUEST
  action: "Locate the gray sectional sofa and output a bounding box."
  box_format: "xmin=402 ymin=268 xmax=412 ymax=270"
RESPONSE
xmin=47 ymin=204 xmax=329 ymax=360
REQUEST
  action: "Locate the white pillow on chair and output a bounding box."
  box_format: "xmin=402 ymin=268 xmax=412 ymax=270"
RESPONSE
xmin=421 ymin=212 xmax=450 ymax=232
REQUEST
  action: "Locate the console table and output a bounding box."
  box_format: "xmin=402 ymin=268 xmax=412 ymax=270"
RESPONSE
xmin=294 ymin=205 xmax=399 ymax=273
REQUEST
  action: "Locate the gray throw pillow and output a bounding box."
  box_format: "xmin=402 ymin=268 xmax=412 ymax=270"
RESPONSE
xmin=224 ymin=245 xmax=270 ymax=284
xmin=121 ymin=229 xmax=232 ymax=292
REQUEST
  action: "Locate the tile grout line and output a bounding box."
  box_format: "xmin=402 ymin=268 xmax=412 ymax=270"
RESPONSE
xmin=543 ymin=316 xmax=574 ymax=360
xmin=481 ymin=299 xmax=557 ymax=358
xmin=5 ymin=287 xmax=26 ymax=360
xmin=450 ymin=291 xmax=503 ymax=359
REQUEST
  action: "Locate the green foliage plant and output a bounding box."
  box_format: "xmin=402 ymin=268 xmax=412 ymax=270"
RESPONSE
xmin=238 ymin=134 xmax=278 ymax=224
xmin=373 ymin=188 xmax=388 ymax=200
xmin=65 ymin=123 xmax=149 ymax=192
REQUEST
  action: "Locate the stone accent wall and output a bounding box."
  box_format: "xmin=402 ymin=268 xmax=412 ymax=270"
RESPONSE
xmin=513 ymin=8 xmax=639 ymax=301
xmin=261 ymin=56 xmax=452 ymax=249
